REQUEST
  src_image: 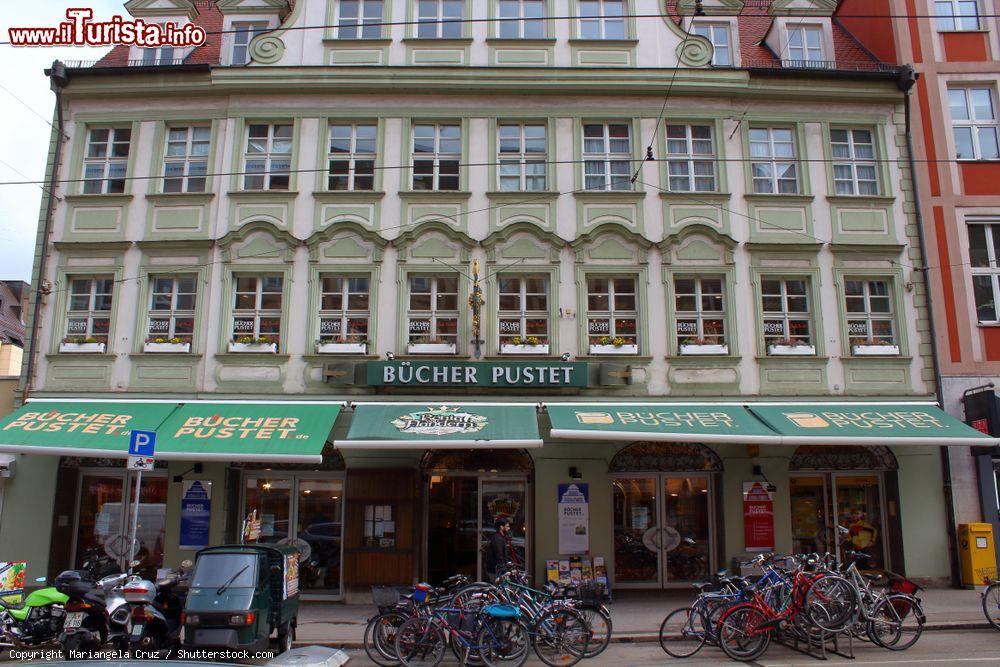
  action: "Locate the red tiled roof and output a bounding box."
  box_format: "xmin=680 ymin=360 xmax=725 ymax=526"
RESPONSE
xmin=96 ymin=1 xmax=227 ymax=67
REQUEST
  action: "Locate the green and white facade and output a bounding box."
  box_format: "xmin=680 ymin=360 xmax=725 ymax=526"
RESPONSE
xmin=0 ymin=0 xmax=993 ymax=598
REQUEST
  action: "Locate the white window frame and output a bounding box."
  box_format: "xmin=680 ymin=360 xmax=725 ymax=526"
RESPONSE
xmin=497 ymin=0 xmax=546 ymax=39
xmin=583 ymin=122 xmax=633 ymax=191
xmin=969 ymin=222 xmax=1000 ymax=323
xmin=750 ymin=126 xmax=799 ymax=194
xmin=666 ymin=123 xmax=717 ymax=192
xmin=498 ymin=275 xmax=549 ymax=347
xmin=147 ymin=275 xmax=197 ymax=342
xmin=935 ymin=0 xmax=981 ymax=31
xmin=844 ymin=278 xmax=896 ymax=346
xmin=761 ymin=277 xmax=813 ymax=348
xmin=412 ymin=123 xmax=461 ymax=191
xmin=140 ymin=44 xmax=177 ymax=66
xmin=163 ymin=125 xmax=211 ymax=194
xmin=830 ymin=128 xmax=879 ymax=196
xmin=231 ymin=21 xmax=271 ymax=65
xmin=243 ymin=123 xmax=293 ymax=191
xmin=498 ymin=122 xmax=547 ymax=191
xmin=65 ymin=276 xmax=114 ymax=342
xmin=328 ymin=123 xmax=377 ymax=191
xmin=407 ymin=275 xmax=460 ymax=349
xmin=231 ymin=275 xmax=284 ymax=342
xmin=950 ymin=86 xmax=1000 ymax=161
xmin=787 ymin=25 xmax=825 ymax=65
xmin=335 ymin=0 xmax=384 ymax=39
xmin=82 ymin=127 xmax=131 ymax=195
xmin=319 ymin=275 xmax=371 ymax=342
xmin=578 ymin=0 xmax=627 ymax=40
xmin=673 ymin=276 xmax=726 ymax=347
xmin=585 ymin=275 xmax=639 ymax=347
xmin=416 ymin=0 xmax=464 ymax=38
xmin=692 ymin=22 xmax=731 ymax=66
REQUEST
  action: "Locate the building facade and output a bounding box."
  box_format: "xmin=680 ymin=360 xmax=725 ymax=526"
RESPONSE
xmin=0 ymin=0 xmax=992 ymax=599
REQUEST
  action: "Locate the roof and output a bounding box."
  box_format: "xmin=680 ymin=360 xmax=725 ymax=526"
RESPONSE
xmin=96 ymin=0 xmax=226 ymax=67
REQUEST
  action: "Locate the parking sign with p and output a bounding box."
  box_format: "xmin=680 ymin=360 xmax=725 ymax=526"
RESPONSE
xmin=129 ymin=430 xmax=157 ymax=457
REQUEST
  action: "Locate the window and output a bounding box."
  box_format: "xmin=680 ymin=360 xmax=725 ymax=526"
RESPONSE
xmin=498 ymin=0 xmax=545 ymax=38
xmin=407 ymin=275 xmax=459 ymax=349
xmin=949 ymin=87 xmax=999 ymax=160
xmin=147 ymin=275 xmax=196 ymax=343
xmin=666 ymin=124 xmax=716 ymax=192
xmin=583 ymin=123 xmax=632 ymax=191
xmin=761 ymin=277 xmax=812 ymax=349
xmin=328 ymin=123 xmax=376 ymax=191
xmin=231 ymin=275 xmax=283 ymax=342
xmin=586 ymin=276 xmax=637 ymax=348
xmin=163 ymin=126 xmax=210 ymax=193
xmin=319 ymin=275 xmax=370 ymax=342
xmin=498 ymin=275 xmax=549 ymax=348
xmin=412 ymin=123 xmax=461 ymax=190
xmin=674 ymin=277 xmax=725 ymax=347
xmin=82 ymin=128 xmax=131 ymax=194
xmin=844 ymin=279 xmax=895 ymax=347
xmin=969 ymin=223 xmax=1000 ymax=322
xmin=831 ymin=128 xmax=878 ymax=196
xmin=692 ymin=23 xmax=731 ymax=66
xmin=578 ymin=0 xmax=626 ymax=39
xmin=787 ymin=25 xmax=824 ymax=65
xmin=499 ymin=123 xmax=547 ymax=191
xmin=141 ymin=44 xmax=176 ymax=65
xmin=750 ymin=127 xmax=798 ymax=194
xmin=243 ymin=123 xmax=292 ymax=190
xmin=936 ymin=0 xmax=981 ymax=31
xmin=416 ymin=0 xmax=463 ymax=38
xmin=231 ymin=22 xmax=270 ymax=64
xmin=65 ymin=277 xmax=113 ymax=343
xmin=336 ymin=0 xmax=384 ymax=38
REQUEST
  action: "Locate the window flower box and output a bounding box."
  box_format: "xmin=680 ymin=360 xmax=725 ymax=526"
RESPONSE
xmin=852 ymin=344 xmax=900 ymax=356
xmin=679 ymin=343 xmax=729 ymax=356
xmin=143 ymin=341 xmax=190 ymax=353
xmin=316 ymin=341 xmax=367 ymax=354
xmin=768 ymin=343 xmax=816 ymax=356
xmin=407 ymin=342 xmax=457 ymax=355
xmin=501 ymin=344 xmax=550 ymax=355
xmin=589 ymin=344 xmax=639 ymax=355
xmin=228 ymin=341 xmax=278 ymax=353
xmin=59 ymin=341 xmax=106 ymax=354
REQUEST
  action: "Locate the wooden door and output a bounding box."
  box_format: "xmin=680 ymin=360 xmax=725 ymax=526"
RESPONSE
xmin=343 ymin=469 xmax=416 ymax=590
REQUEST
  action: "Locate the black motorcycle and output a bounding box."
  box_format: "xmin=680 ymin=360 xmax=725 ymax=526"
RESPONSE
xmin=56 ymin=570 xmax=113 ymax=656
xmin=124 ymin=565 xmax=189 ymax=654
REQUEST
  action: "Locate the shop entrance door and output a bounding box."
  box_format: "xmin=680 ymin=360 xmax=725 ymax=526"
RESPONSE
xmin=612 ymin=474 xmax=713 ymax=588
xmin=73 ymin=469 xmax=168 ymax=578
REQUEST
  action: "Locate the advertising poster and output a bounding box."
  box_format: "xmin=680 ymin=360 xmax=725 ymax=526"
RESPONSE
xmin=557 ymin=483 xmax=589 ymax=555
xmin=743 ymin=481 xmax=775 ymax=552
xmin=283 ymin=553 xmax=299 ymax=599
xmin=0 ymin=562 xmax=26 ymax=604
xmin=179 ymin=480 xmax=211 ymax=550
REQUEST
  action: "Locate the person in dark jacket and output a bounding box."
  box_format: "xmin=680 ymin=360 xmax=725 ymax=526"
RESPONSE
xmin=484 ymin=518 xmax=511 ymax=581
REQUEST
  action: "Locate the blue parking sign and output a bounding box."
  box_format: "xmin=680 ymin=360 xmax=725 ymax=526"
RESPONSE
xmin=129 ymin=430 xmax=157 ymax=457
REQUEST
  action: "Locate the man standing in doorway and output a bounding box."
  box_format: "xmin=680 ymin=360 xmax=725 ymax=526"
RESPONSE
xmin=485 ymin=519 xmax=511 ymax=581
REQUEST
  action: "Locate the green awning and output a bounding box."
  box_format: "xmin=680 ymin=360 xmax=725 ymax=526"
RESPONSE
xmin=336 ymin=403 xmax=543 ymax=449
xmin=0 ymin=401 xmax=342 ymax=463
xmin=748 ymin=403 xmax=1000 ymax=446
xmin=546 ymin=404 xmax=780 ymax=444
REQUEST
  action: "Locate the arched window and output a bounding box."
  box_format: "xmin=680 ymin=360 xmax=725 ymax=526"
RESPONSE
xmin=609 ymin=442 xmax=722 ymax=473
xmin=420 ymin=449 xmax=533 ymax=473
xmin=789 ymin=445 xmax=898 ymax=471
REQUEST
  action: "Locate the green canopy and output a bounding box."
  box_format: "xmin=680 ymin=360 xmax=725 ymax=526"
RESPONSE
xmin=748 ymin=403 xmax=1000 ymax=446
xmin=546 ymin=404 xmax=780 ymax=444
xmin=336 ymin=403 xmax=543 ymax=449
xmin=0 ymin=401 xmax=342 ymax=463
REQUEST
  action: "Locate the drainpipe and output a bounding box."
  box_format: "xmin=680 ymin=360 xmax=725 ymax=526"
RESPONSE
xmin=899 ymin=66 xmax=960 ymax=587
xmin=23 ymin=61 xmax=68 ymax=402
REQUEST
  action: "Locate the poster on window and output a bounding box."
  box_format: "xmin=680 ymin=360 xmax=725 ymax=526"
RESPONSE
xmin=743 ymin=481 xmax=775 ymax=552
xmin=0 ymin=562 xmax=26 ymax=605
xmin=179 ymin=480 xmax=211 ymax=550
xmin=557 ymin=483 xmax=589 ymax=555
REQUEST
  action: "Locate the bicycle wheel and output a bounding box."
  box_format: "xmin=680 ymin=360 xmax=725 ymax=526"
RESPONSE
xmin=578 ymin=605 xmax=612 ymax=658
xmin=365 ymin=610 xmax=407 ymax=666
xmin=479 ymin=618 xmax=530 ymax=667
xmin=869 ymin=595 xmax=924 ymax=651
xmin=717 ymin=604 xmax=771 ymax=662
xmin=394 ymin=617 xmax=446 ymax=667
xmin=532 ymin=606 xmax=589 ymax=667
xmin=658 ymin=606 xmax=708 ymax=659
xmin=983 ymin=582 xmax=1000 ymax=630
xmin=452 ymin=583 xmax=501 ymax=608
xmin=805 ymin=574 xmax=859 ymax=633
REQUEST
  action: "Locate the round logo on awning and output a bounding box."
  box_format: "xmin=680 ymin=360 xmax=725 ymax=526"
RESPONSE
xmin=392 ymin=405 xmax=487 ymax=436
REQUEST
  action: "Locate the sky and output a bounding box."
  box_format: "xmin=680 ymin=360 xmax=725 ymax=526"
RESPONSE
xmin=0 ymin=2 xmax=123 ymax=282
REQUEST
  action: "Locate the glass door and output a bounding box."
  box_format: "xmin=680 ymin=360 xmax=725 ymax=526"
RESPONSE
xmin=427 ymin=476 xmax=479 ymax=583
xmin=833 ymin=473 xmax=886 ymax=570
xmin=663 ymin=475 xmax=711 ymax=583
xmin=790 ymin=475 xmax=830 ymax=555
xmin=480 ymin=479 xmax=528 ymax=575
xmin=612 ymin=477 xmax=660 ymax=586
xmin=128 ymin=474 xmax=168 ymax=580
xmin=245 ymin=476 xmax=292 ymax=543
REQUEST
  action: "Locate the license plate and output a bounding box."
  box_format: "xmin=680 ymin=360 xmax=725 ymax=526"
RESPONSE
xmin=64 ymin=613 xmax=84 ymax=629
xmin=131 ymin=622 xmax=144 ymax=638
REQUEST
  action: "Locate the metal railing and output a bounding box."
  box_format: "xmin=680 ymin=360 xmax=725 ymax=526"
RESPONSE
xmin=62 ymin=58 xmax=189 ymax=69
xmin=744 ymin=58 xmax=902 ymax=73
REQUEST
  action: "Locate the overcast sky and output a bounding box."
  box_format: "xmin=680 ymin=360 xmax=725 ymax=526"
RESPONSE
xmin=0 ymin=3 xmax=122 ymax=283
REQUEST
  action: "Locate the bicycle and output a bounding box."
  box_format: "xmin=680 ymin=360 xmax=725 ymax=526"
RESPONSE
xmin=394 ymin=603 xmax=529 ymax=667
xmin=838 ymin=551 xmax=925 ymax=650
xmin=658 ymin=571 xmax=751 ymax=658
xmin=980 ymin=566 xmax=1000 ymax=630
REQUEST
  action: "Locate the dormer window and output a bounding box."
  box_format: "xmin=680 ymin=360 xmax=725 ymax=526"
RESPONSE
xmin=787 ymin=25 xmax=825 ymax=66
xmin=231 ymin=21 xmax=270 ymax=64
xmin=692 ymin=23 xmax=731 ymax=66
xmin=141 ymin=45 xmax=177 ymax=66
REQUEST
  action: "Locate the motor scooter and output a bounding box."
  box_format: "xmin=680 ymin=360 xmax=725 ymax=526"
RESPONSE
xmin=56 ymin=569 xmax=130 ymax=654
xmin=124 ymin=561 xmax=190 ymax=653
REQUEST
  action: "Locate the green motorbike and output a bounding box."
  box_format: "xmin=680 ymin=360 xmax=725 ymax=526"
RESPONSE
xmin=0 ymin=575 xmax=68 ymax=648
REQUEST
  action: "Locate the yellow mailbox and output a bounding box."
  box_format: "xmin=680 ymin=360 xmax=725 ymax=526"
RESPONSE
xmin=958 ymin=523 xmax=997 ymax=587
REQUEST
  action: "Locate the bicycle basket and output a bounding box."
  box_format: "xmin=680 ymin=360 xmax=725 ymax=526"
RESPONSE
xmin=575 ymin=582 xmax=608 ymax=606
xmin=976 ymin=566 xmax=999 ymax=583
xmin=371 ymin=586 xmax=400 ymax=609
xmin=445 ymin=610 xmax=480 ymax=633
xmin=485 ymin=604 xmax=520 ymax=619
xmin=888 ymin=576 xmax=922 ymax=595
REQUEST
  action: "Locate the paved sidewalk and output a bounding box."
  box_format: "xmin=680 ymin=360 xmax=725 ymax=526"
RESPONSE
xmin=293 ymin=587 xmax=992 ymax=648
